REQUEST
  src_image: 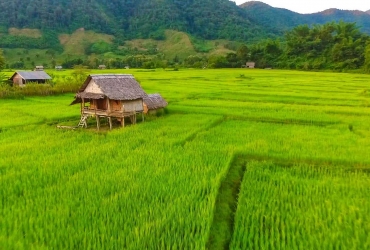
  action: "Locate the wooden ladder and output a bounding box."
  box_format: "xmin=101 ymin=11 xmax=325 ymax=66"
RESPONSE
xmin=78 ymin=115 xmax=88 ymax=128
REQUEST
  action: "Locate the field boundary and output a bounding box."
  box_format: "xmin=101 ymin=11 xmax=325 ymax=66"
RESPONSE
xmin=171 ymin=110 xmax=340 ymax=127
xmin=177 ymin=116 xmax=225 ymax=147
xmin=206 ymin=153 xmax=370 ymax=249
xmin=206 ymin=155 xmax=247 ymax=250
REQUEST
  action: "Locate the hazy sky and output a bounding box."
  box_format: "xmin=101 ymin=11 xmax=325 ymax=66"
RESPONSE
xmin=232 ymin=0 xmax=370 ymax=14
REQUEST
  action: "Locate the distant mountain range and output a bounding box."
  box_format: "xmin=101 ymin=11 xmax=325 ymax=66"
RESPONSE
xmin=241 ymin=1 xmax=370 ymax=36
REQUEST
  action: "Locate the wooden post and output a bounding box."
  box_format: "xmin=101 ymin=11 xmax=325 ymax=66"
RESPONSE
xmin=142 ymin=113 xmax=144 ymax=122
xmin=108 ymin=117 xmax=112 ymax=130
xmin=121 ymin=117 xmax=125 ymax=127
xmin=81 ymin=98 xmax=85 ymax=115
xmin=107 ymin=98 xmax=111 ymax=114
xmin=96 ymin=115 xmax=100 ymax=130
xmin=94 ymin=100 xmax=97 ymax=116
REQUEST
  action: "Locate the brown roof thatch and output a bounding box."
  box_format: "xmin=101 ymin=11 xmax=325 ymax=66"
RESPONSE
xmin=71 ymin=74 xmax=146 ymax=105
xmin=144 ymin=94 xmax=168 ymax=110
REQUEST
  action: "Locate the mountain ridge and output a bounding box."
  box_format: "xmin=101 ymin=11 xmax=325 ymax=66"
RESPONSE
xmin=240 ymin=1 xmax=370 ymax=35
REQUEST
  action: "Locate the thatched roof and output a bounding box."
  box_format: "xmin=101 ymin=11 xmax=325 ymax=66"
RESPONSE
xmin=9 ymin=71 xmax=51 ymax=81
xmin=71 ymin=74 xmax=146 ymax=105
xmin=144 ymin=94 xmax=168 ymax=110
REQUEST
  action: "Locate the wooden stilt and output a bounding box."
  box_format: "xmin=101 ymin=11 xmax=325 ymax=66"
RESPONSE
xmin=142 ymin=113 xmax=144 ymax=122
xmin=121 ymin=117 xmax=125 ymax=127
xmin=108 ymin=117 xmax=112 ymax=130
xmin=96 ymin=115 xmax=100 ymax=130
xmin=134 ymin=114 xmax=137 ymax=124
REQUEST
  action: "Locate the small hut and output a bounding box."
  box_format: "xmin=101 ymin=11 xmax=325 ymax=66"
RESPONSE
xmin=98 ymin=65 xmax=106 ymax=70
xmin=9 ymin=71 xmax=52 ymax=86
xmin=34 ymin=65 xmax=44 ymax=71
xmin=70 ymin=74 xmax=146 ymax=130
xmin=55 ymin=66 xmax=63 ymax=71
xmin=246 ymin=62 xmax=255 ymax=68
xmin=143 ymin=94 xmax=168 ymax=115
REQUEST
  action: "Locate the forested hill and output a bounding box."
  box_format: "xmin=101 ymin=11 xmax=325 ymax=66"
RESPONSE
xmin=241 ymin=1 xmax=370 ymax=36
xmin=1 ymin=0 xmax=369 ymax=42
xmin=0 ymin=0 xmax=265 ymax=41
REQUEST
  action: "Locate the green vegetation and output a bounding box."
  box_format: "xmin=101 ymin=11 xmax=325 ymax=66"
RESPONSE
xmin=231 ymin=161 xmax=370 ymax=249
xmin=0 ymin=49 xmax=4 ymax=70
xmin=241 ymin=1 xmax=370 ymax=35
xmin=222 ymin=22 xmax=370 ymax=72
xmin=1 ymin=69 xmax=370 ymax=248
xmin=3 ymin=22 xmax=369 ymax=73
xmin=0 ymin=0 xmax=264 ymax=41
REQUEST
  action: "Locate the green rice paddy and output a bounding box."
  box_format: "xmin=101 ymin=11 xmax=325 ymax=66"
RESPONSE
xmin=0 ymin=69 xmax=369 ymax=249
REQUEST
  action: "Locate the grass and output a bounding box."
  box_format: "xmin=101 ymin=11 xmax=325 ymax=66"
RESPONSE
xmin=207 ymin=156 xmax=247 ymax=250
xmin=230 ymin=161 xmax=370 ymax=250
xmin=0 ymin=69 xmax=370 ymax=249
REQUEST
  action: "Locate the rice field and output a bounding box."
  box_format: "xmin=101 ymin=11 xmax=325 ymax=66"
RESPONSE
xmin=0 ymin=69 xmax=370 ymax=249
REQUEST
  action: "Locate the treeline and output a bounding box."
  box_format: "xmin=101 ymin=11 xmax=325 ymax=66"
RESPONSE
xmin=228 ymin=22 xmax=370 ymax=72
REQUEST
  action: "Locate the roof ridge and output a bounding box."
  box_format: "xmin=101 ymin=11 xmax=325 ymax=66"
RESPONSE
xmin=90 ymin=74 xmax=134 ymax=77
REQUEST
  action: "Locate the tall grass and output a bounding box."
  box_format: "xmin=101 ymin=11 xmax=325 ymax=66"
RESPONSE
xmin=230 ymin=162 xmax=370 ymax=250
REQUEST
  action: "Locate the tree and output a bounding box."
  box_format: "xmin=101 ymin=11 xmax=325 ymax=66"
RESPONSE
xmin=365 ymin=43 xmax=370 ymax=73
xmin=0 ymin=49 xmax=5 ymax=70
xmin=236 ymin=44 xmax=250 ymax=64
xmin=0 ymin=50 xmax=6 ymax=86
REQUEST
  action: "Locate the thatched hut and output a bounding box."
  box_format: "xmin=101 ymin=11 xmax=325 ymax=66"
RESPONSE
xmin=34 ymin=65 xmax=44 ymax=71
xmin=143 ymin=94 xmax=168 ymax=115
xmin=70 ymin=74 xmax=146 ymax=130
xmin=9 ymin=71 xmax=52 ymax=86
xmin=246 ymin=62 xmax=255 ymax=68
xmin=98 ymin=65 xmax=106 ymax=70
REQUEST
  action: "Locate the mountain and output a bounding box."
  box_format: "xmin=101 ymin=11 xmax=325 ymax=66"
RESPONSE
xmin=1 ymin=0 xmax=369 ymax=44
xmin=240 ymin=1 xmax=309 ymax=36
xmin=240 ymin=1 xmax=370 ymax=35
xmin=0 ymin=0 xmax=266 ymax=42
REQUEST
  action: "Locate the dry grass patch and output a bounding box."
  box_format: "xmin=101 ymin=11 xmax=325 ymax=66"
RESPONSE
xmin=58 ymin=28 xmax=114 ymax=55
xmin=8 ymin=28 xmax=42 ymax=38
xmin=157 ymin=30 xmax=197 ymax=59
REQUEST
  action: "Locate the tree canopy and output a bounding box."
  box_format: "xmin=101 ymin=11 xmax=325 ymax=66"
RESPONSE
xmin=0 ymin=0 xmax=265 ymax=41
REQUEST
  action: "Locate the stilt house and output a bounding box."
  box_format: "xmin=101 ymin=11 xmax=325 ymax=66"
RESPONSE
xmin=9 ymin=71 xmax=52 ymax=86
xmin=143 ymin=94 xmax=168 ymax=114
xmin=70 ymin=74 xmax=146 ymax=129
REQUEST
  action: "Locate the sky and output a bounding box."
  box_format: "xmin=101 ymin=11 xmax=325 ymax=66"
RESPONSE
xmin=232 ymin=0 xmax=370 ymax=14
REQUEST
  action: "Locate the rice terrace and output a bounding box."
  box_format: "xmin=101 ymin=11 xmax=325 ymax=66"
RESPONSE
xmin=1 ymin=68 xmax=370 ymax=249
